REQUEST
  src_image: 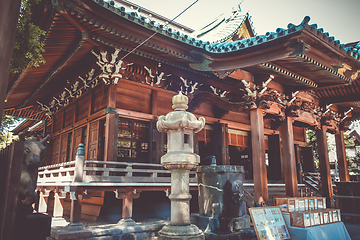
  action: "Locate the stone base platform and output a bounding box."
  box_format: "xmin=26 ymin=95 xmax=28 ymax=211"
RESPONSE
xmin=204 ymin=229 xmax=257 ymax=240
xmin=191 ymin=214 xmax=256 ymax=240
xmin=47 ymin=220 xmax=166 ymax=240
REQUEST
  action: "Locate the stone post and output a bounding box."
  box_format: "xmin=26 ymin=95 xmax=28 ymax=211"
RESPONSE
xmin=157 ymin=92 xmax=205 ymax=240
xmin=67 ymin=143 xmax=86 ymax=231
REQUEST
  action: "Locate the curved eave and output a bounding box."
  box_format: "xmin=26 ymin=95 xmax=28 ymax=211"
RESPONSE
xmin=189 ymin=16 xmax=360 ymax=76
xmin=312 ymin=79 xmax=360 ymax=105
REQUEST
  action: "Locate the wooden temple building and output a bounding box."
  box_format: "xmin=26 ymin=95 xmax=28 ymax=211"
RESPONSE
xmin=4 ymin=0 xmax=360 ymax=223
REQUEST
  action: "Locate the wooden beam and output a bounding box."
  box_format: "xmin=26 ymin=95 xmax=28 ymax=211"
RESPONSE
xmin=335 ymin=131 xmax=350 ymax=182
xmin=213 ymin=122 xmax=229 ymax=165
xmin=250 ymin=108 xmax=268 ymax=204
xmin=280 ymin=117 xmax=298 ymax=197
xmin=316 ymin=126 xmax=333 ymax=207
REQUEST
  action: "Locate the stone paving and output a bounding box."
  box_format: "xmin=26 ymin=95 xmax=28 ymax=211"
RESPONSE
xmin=48 ymin=217 xmax=360 ymax=240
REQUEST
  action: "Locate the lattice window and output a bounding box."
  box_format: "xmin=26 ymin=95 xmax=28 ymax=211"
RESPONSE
xmin=117 ymin=118 xmax=149 ymax=162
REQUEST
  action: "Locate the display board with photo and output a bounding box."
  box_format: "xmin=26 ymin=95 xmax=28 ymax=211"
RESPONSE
xmin=249 ymin=206 xmax=291 ymax=240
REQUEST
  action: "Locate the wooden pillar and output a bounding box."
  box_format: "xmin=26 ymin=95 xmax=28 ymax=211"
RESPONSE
xmin=117 ymin=188 xmax=140 ymax=225
xmin=213 ymin=122 xmax=229 ymax=165
xmin=335 ymin=131 xmax=350 ymax=182
xmin=47 ymin=191 xmax=55 ymax=216
xmin=0 ymin=0 xmax=21 ymax=120
xmin=316 ymin=126 xmax=333 ymax=207
xmin=250 ymin=108 xmax=268 ymax=204
xmin=104 ymin=84 xmax=118 ymax=162
xmin=70 ymin=190 xmax=83 ymax=223
xmin=267 ymin=135 xmax=282 ymax=181
xmin=70 ymin=144 xmax=85 ymax=224
xmin=280 ymin=117 xmax=298 ymax=197
xmin=104 ymin=112 xmax=118 ymax=161
xmin=122 ymin=189 xmax=133 ymax=220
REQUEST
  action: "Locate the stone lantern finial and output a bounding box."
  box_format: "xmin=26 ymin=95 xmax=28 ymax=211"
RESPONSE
xmin=172 ymin=91 xmax=188 ymax=111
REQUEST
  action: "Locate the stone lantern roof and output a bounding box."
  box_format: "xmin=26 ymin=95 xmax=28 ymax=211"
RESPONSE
xmin=157 ymin=92 xmax=205 ymax=133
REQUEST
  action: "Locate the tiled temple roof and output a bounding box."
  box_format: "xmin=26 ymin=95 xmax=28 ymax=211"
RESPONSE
xmin=97 ymin=1 xmax=360 ymax=64
xmin=205 ymin=16 xmax=351 ymax=55
xmin=192 ymin=8 xmax=255 ymax=43
xmin=96 ymin=0 xmax=209 ymax=48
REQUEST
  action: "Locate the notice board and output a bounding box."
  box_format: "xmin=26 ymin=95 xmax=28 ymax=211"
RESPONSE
xmin=249 ymin=206 xmax=291 ymax=240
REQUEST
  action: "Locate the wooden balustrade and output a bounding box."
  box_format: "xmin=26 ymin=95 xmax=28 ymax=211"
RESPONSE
xmin=37 ymin=160 xmax=197 ymax=186
xmin=37 ymin=161 xmax=76 ymax=186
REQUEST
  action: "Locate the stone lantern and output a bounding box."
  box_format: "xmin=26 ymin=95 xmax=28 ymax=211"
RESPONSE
xmin=157 ymin=91 xmax=205 ymax=240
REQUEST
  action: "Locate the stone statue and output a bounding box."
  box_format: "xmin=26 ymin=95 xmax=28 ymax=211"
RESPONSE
xmin=18 ymin=134 xmax=49 ymax=214
xmin=222 ymin=180 xmax=246 ymax=218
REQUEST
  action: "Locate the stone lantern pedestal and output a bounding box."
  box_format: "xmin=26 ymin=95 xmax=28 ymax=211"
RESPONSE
xmin=157 ymin=92 xmax=205 ymax=240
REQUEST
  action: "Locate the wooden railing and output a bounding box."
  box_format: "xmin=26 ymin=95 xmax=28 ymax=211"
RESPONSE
xmin=37 ymin=160 xmax=197 ymax=186
xmin=0 ymin=140 xmax=24 ymax=240
xmin=83 ymin=160 xmax=197 ymax=183
xmin=37 ymin=161 xmax=76 ymax=186
xmin=302 ymin=172 xmax=339 ymax=197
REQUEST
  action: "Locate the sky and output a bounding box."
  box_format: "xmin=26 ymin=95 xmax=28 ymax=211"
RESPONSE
xmin=129 ymin=0 xmax=360 ymax=44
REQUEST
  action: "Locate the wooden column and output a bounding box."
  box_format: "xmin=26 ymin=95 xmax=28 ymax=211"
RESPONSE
xmin=70 ymin=191 xmax=83 ymax=223
xmin=104 ymin=112 xmax=118 ymax=161
xmin=335 ymin=131 xmax=350 ymax=182
xmin=117 ymin=188 xmax=140 ymax=226
xmin=250 ymin=108 xmax=268 ymax=204
xmin=213 ymin=122 xmax=229 ymax=165
xmin=280 ymin=117 xmax=298 ymax=197
xmin=0 ymin=0 xmax=21 ymax=120
xmin=316 ymin=126 xmax=333 ymax=207
xmin=122 ymin=189 xmax=133 ymax=220
xmin=104 ymin=84 xmax=118 ymax=162
xmin=70 ymin=144 xmax=85 ymax=224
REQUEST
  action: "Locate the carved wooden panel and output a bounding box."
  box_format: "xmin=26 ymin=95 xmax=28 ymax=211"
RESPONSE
xmin=92 ymin=86 xmax=108 ymax=114
xmin=293 ymin=126 xmax=306 ymax=142
xmin=64 ymin=105 xmax=75 ymax=128
xmin=59 ymin=133 xmax=68 ymax=163
xmin=53 ymin=111 xmax=63 ymax=133
xmin=228 ymin=129 xmax=249 ymax=148
xmin=88 ymin=121 xmax=100 ymax=160
xmin=76 ymin=94 xmax=90 ymax=122
xmin=72 ymin=128 xmax=83 ymax=162
xmin=51 ymin=136 xmax=61 ymax=164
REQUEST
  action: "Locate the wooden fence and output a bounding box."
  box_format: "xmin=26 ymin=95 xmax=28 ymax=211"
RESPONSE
xmin=0 ymin=140 xmax=24 ymax=240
